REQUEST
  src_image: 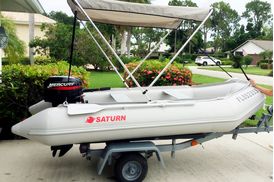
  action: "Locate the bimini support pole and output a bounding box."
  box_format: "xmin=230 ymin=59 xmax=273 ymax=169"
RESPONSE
xmin=126 ymin=29 xmax=172 ymax=80
xmin=0 ymin=19 xmax=3 ymax=84
xmin=144 ymin=9 xmax=213 ymax=92
xmin=74 ymin=0 xmax=151 ymax=101
xmin=80 ymin=21 xmax=129 ymax=88
xmin=68 ymin=11 xmax=77 ymax=82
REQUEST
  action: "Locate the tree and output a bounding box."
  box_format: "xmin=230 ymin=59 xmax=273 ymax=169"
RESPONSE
xmin=0 ymin=13 xmax=25 ymax=64
xmin=48 ymin=11 xmax=80 ymax=26
xmin=242 ymin=0 xmax=272 ymax=38
xmin=259 ymin=50 xmax=272 ymax=60
xmin=30 ymin=22 xmax=73 ymax=61
xmin=202 ymin=19 xmax=212 ymax=50
xmin=117 ymin=0 xmax=151 ymax=56
xmin=259 ymin=50 xmax=273 ymax=69
xmin=210 ymin=2 xmax=240 ymax=51
xmin=30 ymin=13 xmax=112 ymax=70
xmin=75 ymin=30 xmax=110 ymax=70
xmin=226 ymin=25 xmax=250 ymax=51
xmin=131 ymin=28 xmax=166 ymax=57
xmin=166 ymin=0 xmax=202 ymax=54
xmin=168 ymin=0 xmax=197 ymax=6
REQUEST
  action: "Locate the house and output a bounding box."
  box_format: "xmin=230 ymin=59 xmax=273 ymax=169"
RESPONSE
xmin=233 ymin=40 xmax=273 ymax=65
xmin=2 ymin=11 xmax=55 ymax=56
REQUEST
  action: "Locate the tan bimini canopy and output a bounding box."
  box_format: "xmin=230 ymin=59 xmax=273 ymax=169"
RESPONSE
xmin=0 ymin=0 xmax=45 ymax=14
xmin=68 ymin=0 xmax=211 ymax=29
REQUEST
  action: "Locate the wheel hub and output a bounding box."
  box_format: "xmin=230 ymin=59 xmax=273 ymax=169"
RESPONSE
xmin=122 ymin=161 xmax=142 ymax=181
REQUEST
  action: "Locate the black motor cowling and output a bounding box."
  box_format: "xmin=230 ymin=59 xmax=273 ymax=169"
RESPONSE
xmin=44 ymin=76 xmax=83 ymax=107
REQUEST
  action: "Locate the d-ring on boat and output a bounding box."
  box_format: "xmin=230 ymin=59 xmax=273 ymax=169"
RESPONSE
xmin=12 ymin=0 xmax=272 ymax=181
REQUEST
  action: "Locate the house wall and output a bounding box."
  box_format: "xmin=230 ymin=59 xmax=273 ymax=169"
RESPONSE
xmin=249 ymin=54 xmax=261 ymax=65
xmin=235 ymin=42 xmax=266 ymax=65
xmin=15 ymin=23 xmax=46 ymax=56
xmin=235 ymin=42 xmax=265 ymax=55
xmin=2 ymin=12 xmax=55 ymax=58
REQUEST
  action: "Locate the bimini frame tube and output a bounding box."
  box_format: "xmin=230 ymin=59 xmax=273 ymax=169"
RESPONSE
xmin=146 ymin=9 xmax=213 ymax=91
xmin=126 ymin=29 xmax=172 ymax=80
xmin=74 ymin=0 xmax=151 ymax=101
xmin=80 ymin=21 xmax=129 ymax=88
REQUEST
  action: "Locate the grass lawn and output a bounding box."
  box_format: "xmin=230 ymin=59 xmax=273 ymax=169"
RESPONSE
xmin=199 ymin=66 xmax=272 ymax=76
xmin=192 ymin=74 xmax=226 ymax=84
xmin=88 ymin=71 xmax=227 ymax=88
xmin=88 ymin=71 xmax=272 ymax=127
xmin=88 ymin=71 xmax=125 ymax=88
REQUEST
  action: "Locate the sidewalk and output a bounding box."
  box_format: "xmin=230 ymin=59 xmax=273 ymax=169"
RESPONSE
xmin=0 ymin=132 xmax=272 ymax=182
xmin=189 ymin=66 xmax=273 ymax=86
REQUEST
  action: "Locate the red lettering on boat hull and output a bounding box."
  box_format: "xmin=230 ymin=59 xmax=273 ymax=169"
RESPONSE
xmin=86 ymin=115 xmax=126 ymax=124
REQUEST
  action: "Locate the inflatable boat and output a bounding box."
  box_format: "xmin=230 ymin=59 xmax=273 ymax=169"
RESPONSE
xmin=12 ymin=0 xmax=265 ymax=147
xmin=12 ymin=78 xmax=265 ymax=146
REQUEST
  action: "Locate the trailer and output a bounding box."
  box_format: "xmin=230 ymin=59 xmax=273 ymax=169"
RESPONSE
xmin=58 ymin=106 xmax=272 ymax=182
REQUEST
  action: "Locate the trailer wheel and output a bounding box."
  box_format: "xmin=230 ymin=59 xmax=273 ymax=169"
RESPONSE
xmin=115 ymin=153 xmax=148 ymax=182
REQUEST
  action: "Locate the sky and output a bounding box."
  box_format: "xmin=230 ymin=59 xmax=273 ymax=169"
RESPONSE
xmin=39 ymin=0 xmax=274 ymax=17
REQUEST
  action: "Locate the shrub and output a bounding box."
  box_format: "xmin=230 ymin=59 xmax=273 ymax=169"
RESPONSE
xmin=0 ymin=61 xmax=88 ymax=138
xmin=124 ymin=60 xmax=192 ymax=87
xmin=257 ymin=59 xmax=268 ymax=66
xmin=232 ymin=55 xmax=244 ymax=68
xmin=180 ymin=54 xmax=194 ymax=64
xmin=220 ymin=58 xmax=233 ymax=65
xmin=114 ymin=56 xmax=141 ymax=71
xmin=243 ymin=56 xmax=253 ymax=68
xmin=2 ymin=57 xmax=30 ymax=65
xmin=260 ymin=63 xmax=269 ymax=69
xmin=159 ymin=54 xmax=166 ymax=62
xmin=257 ymin=59 xmax=273 ymax=67
xmin=34 ymin=56 xmax=57 ymax=65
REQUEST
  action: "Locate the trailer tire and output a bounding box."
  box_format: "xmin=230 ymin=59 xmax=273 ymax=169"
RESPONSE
xmin=115 ymin=153 xmax=148 ymax=182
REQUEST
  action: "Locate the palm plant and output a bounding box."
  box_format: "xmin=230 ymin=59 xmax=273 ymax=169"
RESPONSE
xmin=0 ymin=13 xmax=25 ymax=64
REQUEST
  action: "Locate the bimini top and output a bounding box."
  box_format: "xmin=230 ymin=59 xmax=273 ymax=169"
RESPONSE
xmin=68 ymin=0 xmax=211 ymax=29
xmin=0 ymin=0 xmax=45 ymax=14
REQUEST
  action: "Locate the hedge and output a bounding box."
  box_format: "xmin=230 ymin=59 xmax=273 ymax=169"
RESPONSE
xmin=124 ymin=60 xmax=192 ymax=87
xmin=0 ymin=61 xmax=88 ymax=138
xmin=220 ymin=58 xmax=233 ymax=65
xmin=260 ymin=63 xmax=269 ymax=70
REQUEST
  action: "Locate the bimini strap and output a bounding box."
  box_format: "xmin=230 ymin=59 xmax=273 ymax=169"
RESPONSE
xmin=181 ymin=31 xmax=232 ymax=78
xmin=199 ymin=47 xmax=233 ymax=78
xmin=238 ymin=63 xmax=250 ymax=80
xmin=183 ymin=24 xmax=249 ymax=81
xmin=231 ymin=53 xmax=250 ymax=81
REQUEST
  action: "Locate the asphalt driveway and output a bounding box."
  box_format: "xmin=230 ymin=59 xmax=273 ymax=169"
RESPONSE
xmin=189 ymin=66 xmax=273 ymax=86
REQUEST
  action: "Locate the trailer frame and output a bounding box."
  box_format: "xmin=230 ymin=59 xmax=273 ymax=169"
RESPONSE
xmin=79 ymin=107 xmax=272 ymax=181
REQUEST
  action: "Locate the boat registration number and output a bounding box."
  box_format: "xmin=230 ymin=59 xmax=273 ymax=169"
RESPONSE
xmin=236 ymin=89 xmax=259 ymax=103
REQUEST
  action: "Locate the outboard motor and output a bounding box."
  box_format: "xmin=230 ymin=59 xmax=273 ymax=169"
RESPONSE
xmin=44 ymin=76 xmax=83 ymax=107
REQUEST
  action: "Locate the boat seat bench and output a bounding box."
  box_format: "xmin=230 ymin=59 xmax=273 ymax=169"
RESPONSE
xmin=164 ymin=90 xmax=193 ymax=100
xmin=110 ymin=93 xmax=133 ymax=103
xmin=110 ymin=90 xmax=193 ymax=103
